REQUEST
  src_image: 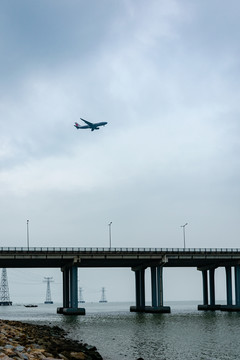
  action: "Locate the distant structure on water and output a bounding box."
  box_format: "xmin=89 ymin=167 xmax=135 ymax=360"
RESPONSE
xmin=99 ymin=287 xmax=107 ymax=303
xmin=43 ymin=277 xmax=54 ymax=304
xmin=78 ymin=287 xmax=85 ymax=303
xmin=0 ymin=268 xmax=12 ymax=306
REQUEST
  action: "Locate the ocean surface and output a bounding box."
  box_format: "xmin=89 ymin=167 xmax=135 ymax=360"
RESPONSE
xmin=1 ymin=301 xmax=240 ymax=360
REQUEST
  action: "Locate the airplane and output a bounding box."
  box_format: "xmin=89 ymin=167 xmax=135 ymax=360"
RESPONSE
xmin=74 ymin=118 xmax=108 ymax=131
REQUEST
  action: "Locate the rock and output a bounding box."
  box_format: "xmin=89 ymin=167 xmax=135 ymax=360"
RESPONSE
xmin=70 ymin=352 xmax=87 ymax=359
xmin=85 ymin=345 xmax=97 ymax=351
xmin=16 ymin=353 xmax=29 ymax=360
xmin=15 ymin=345 xmax=25 ymax=352
xmin=0 ymin=320 xmax=103 ymax=360
xmin=4 ymin=349 xmax=15 ymax=357
xmin=58 ymin=355 xmax=68 ymax=360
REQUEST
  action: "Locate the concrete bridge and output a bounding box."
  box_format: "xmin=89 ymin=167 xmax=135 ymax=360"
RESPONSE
xmin=1 ymin=247 xmax=240 ymax=314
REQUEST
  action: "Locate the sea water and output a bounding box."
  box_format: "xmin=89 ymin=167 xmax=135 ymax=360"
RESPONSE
xmin=1 ymin=302 xmax=240 ymax=360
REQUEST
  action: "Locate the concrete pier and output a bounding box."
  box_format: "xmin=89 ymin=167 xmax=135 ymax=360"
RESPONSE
xmin=57 ymin=265 xmax=85 ymax=315
xmin=130 ymin=266 xmax=170 ymax=313
xmin=202 ymin=270 xmax=208 ymax=305
xmin=221 ymin=265 xmax=240 ymax=311
xmin=198 ymin=265 xmax=240 ymax=312
xmin=226 ymin=266 xmax=232 ymax=306
xmin=198 ymin=268 xmax=221 ymax=311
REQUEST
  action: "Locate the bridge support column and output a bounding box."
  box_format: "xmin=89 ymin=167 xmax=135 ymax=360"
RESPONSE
xmin=57 ymin=266 xmax=85 ymax=315
xmin=131 ymin=268 xmax=145 ymax=312
xmin=135 ymin=270 xmax=141 ymax=309
xmin=198 ymin=268 xmax=221 ymax=311
xmin=151 ymin=267 xmax=157 ymax=307
xmin=221 ymin=265 xmax=240 ymax=311
xmin=209 ymin=268 xmax=215 ymax=306
xmin=139 ymin=268 xmax=145 ymax=308
xmin=130 ymin=266 xmax=170 ymax=313
xmin=70 ymin=265 xmax=78 ymax=308
xmin=202 ymin=270 xmax=208 ymax=306
xmin=235 ymin=265 xmax=240 ymax=306
xmin=62 ymin=267 xmax=70 ymax=308
xmin=157 ymin=266 xmax=163 ymax=307
xmin=225 ymin=266 xmax=232 ymax=306
xmin=154 ymin=266 xmax=170 ymax=313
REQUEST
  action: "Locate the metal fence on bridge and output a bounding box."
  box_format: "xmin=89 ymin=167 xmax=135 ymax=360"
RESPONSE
xmin=0 ymin=247 xmax=240 ymax=253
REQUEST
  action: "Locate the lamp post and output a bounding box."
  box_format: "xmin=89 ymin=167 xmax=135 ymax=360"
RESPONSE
xmin=180 ymin=222 xmax=188 ymax=249
xmin=108 ymin=222 xmax=112 ymax=248
xmin=27 ymin=219 xmax=29 ymax=249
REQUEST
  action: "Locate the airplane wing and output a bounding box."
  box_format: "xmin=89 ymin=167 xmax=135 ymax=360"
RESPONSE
xmin=80 ymin=118 xmax=93 ymax=126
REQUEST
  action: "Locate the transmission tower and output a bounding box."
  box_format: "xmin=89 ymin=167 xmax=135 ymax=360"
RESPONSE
xmin=0 ymin=268 xmax=12 ymax=306
xmin=99 ymin=287 xmax=107 ymax=303
xmin=43 ymin=277 xmax=54 ymax=304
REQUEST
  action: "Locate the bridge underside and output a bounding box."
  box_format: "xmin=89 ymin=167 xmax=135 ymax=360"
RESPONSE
xmin=0 ymin=256 xmax=236 ymax=269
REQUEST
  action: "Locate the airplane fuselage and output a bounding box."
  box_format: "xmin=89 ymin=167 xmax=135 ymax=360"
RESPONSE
xmin=93 ymin=122 xmax=107 ymax=128
xmin=74 ymin=119 xmax=108 ymax=131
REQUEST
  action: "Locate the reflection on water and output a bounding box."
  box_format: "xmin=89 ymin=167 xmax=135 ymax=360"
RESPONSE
xmin=1 ymin=302 xmax=240 ymax=360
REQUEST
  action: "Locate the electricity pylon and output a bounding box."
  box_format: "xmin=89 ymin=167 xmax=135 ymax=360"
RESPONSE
xmin=99 ymin=287 xmax=107 ymax=303
xmin=0 ymin=268 xmax=12 ymax=306
xmin=43 ymin=277 xmax=54 ymax=304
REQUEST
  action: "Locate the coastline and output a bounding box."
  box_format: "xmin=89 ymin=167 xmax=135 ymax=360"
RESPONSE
xmin=0 ymin=319 xmax=103 ymax=360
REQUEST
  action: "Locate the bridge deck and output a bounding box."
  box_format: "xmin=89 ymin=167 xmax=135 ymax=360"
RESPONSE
xmin=0 ymin=247 xmax=239 ymax=268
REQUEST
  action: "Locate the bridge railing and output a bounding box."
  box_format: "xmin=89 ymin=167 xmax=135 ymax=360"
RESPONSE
xmin=0 ymin=247 xmax=240 ymax=253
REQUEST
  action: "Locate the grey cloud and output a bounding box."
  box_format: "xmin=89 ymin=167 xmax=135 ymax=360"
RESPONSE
xmin=0 ymin=0 xmax=124 ymax=95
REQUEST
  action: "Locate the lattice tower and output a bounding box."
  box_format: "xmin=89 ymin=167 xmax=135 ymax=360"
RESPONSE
xmin=43 ymin=277 xmax=54 ymax=304
xmin=99 ymin=287 xmax=107 ymax=303
xmin=0 ymin=268 xmax=12 ymax=305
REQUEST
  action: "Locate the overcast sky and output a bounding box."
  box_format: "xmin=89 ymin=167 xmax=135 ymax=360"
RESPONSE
xmin=1 ymin=0 xmax=240 ymax=303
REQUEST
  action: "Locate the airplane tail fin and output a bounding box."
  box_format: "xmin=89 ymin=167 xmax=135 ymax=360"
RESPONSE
xmin=74 ymin=122 xmax=80 ymax=128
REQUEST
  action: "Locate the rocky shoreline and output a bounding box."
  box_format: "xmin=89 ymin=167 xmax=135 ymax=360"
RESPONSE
xmin=0 ymin=319 xmax=103 ymax=360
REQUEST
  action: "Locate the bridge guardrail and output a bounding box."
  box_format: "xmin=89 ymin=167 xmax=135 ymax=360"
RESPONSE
xmin=0 ymin=247 xmax=240 ymax=253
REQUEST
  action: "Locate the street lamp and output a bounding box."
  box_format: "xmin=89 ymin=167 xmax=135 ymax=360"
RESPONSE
xmin=27 ymin=220 xmax=29 ymax=249
xmin=108 ymin=222 xmax=112 ymax=248
xmin=180 ymin=223 xmax=188 ymax=249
